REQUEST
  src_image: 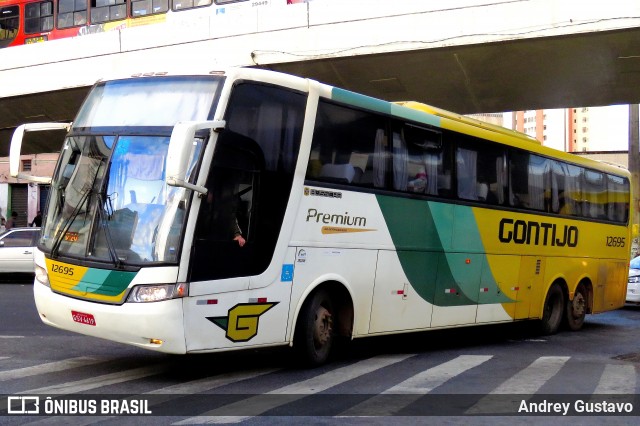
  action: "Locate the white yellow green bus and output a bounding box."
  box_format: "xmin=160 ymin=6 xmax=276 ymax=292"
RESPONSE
xmin=10 ymin=68 xmax=633 ymax=366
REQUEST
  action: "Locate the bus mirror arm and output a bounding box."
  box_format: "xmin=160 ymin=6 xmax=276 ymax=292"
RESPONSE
xmin=10 ymin=122 xmax=72 ymax=184
xmin=166 ymin=178 xmax=208 ymax=195
xmin=166 ymin=120 xmax=225 ymax=195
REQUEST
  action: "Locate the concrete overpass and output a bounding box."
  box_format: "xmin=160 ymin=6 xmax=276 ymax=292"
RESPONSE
xmin=1 ymin=0 xmax=640 ymax=156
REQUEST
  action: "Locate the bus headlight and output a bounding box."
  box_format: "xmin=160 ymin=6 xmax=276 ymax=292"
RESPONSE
xmin=127 ymin=283 xmax=188 ymax=303
xmin=35 ymin=265 xmax=50 ymax=287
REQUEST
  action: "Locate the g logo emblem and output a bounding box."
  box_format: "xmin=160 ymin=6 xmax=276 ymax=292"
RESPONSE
xmin=207 ymin=302 xmax=278 ymax=342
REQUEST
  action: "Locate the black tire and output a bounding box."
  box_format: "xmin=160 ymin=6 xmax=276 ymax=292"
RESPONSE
xmin=540 ymin=283 xmax=564 ymax=335
xmin=294 ymin=289 xmax=334 ymax=367
xmin=565 ymin=283 xmax=587 ymax=331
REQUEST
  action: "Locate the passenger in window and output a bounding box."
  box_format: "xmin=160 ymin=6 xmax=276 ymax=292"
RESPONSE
xmin=408 ymin=170 xmax=427 ymax=193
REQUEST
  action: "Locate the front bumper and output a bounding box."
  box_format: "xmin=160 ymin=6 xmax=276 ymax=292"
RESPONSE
xmin=33 ymin=281 xmax=187 ymax=354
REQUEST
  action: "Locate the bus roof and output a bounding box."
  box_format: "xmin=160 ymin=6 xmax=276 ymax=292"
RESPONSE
xmin=396 ymin=101 xmax=541 ymax=145
xmin=392 ymin=100 xmax=629 ymax=178
xmin=89 ymin=68 xmax=631 ymax=179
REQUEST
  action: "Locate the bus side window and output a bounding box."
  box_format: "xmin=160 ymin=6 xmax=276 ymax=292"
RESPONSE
xmin=583 ymin=170 xmax=607 ymax=219
xmin=509 ymin=150 xmax=551 ymax=211
xmin=58 ymin=0 xmax=86 ymax=28
xmin=308 ymin=99 xmax=388 ymax=188
xmin=607 ymin=174 xmax=629 ymax=223
xmin=398 ymin=123 xmax=444 ymax=196
xmin=456 ymin=147 xmax=478 ymax=200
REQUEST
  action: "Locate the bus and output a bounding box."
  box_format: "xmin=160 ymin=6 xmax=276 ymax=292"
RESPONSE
xmin=10 ymin=68 xmax=633 ymax=366
xmin=0 ymin=0 xmax=294 ymax=48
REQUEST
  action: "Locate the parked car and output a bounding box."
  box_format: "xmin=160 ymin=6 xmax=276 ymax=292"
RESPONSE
xmin=627 ymin=256 xmax=640 ymax=304
xmin=0 ymin=227 xmax=40 ymax=274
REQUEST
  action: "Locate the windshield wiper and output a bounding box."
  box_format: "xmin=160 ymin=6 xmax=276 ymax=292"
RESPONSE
xmin=51 ymin=155 xmax=105 ymax=260
xmin=51 ymin=187 xmax=92 ymax=259
xmin=94 ymin=192 xmax=123 ymax=269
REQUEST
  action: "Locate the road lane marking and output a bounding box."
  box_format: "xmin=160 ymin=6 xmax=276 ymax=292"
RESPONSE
xmin=485 ymin=356 xmax=569 ymax=394
xmin=174 ymin=353 xmax=415 ymax=424
xmin=340 ymin=355 xmax=493 ymax=416
xmin=594 ymin=364 xmax=636 ymax=394
xmin=17 ymin=364 xmax=168 ymax=394
xmin=23 ymin=367 xmax=281 ymax=426
xmin=466 ymin=356 xmax=570 ymax=414
xmin=0 ymin=357 xmax=103 ymax=382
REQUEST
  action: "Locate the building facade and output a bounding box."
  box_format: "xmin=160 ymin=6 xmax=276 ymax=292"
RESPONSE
xmin=507 ymin=105 xmax=631 ymax=153
xmin=0 ymin=153 xmax=57 ymax=227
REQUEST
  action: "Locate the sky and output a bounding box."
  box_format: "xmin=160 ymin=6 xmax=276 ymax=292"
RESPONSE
xmin=503 ymin=105 xmax=632 ymax=152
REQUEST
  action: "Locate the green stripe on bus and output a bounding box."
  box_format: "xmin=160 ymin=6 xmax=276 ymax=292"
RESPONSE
xmin=376 ymin=195 xmax=513 ymax=306
xmin=74 ymin=268 xmax=136 ymax=296
xmin=331 ymin=88 xmax=441 ymax=127
xmin=331 ymin=88 xmax=392 ymax=115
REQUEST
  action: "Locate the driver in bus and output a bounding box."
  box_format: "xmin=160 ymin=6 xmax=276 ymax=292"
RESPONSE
xmin=204 ymin=186 xmax=246 ymax=248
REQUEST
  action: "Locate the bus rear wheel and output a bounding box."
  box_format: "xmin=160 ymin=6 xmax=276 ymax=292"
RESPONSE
xmin=540 ymin=283 xmax=564 ymax=335
xmin=294 ymin=289 xmax=334 ymax=367
xmin=565 ymin=283 xmax=587 ymax=331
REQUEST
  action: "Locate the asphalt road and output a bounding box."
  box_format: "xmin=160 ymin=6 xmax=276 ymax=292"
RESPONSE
xmin=1 ymin=280 xmax=640 ymax=425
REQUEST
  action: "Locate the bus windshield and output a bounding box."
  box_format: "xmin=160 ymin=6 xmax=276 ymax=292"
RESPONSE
xmin=74 ymin=76 xmax=222 ymax=127
xmin=40 ymin=76 xmax=222 ymax=267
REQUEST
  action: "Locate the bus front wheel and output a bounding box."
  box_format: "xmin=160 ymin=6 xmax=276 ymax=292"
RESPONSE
xmin=565 ymin=283 xmax=587 ymax=331
xmin=294 ymin=289 xmax=334 ymax=367
xmin=540 ymin=283 xmax=564 ymax=335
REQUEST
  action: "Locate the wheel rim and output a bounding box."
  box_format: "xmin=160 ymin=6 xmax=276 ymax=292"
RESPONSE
xmin=571 ymin=290 xmax=586 ymax=319
xmin=313 ymin=305 xmax=332 ymax=350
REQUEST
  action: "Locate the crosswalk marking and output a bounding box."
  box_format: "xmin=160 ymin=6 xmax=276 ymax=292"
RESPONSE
xmin=23 ymin=368 xmax=281 ymax=426
xmin=17 ymin=364 xmax=168 ymax=395
xmin=594 ymin=364 xmax=637 ymax=394
xmin=1 ymin=352 xmax=637 ymax=421
xmin=384 ymin=355 xmax=494 ymax=394
xmin=0 ymin=357 xmax=103 ymax=382
xmin=340 ymin=355 xmax=493 ymax=416
xmin=487 ymin=356 xmax=570 ymax=394
xmin=147 ymin=368 xmax=281 ymax=395
xmin=466 ymin=356 xmax=570 ymax=414
xmin=174 ymin=353 xmax=415 ymax=424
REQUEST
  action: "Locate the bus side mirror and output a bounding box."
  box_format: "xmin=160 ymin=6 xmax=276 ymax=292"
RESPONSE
xmin=166 ymin=120 xmax=225 ymax=195
xmin=10 ymin=122 xmax=71 ymax=184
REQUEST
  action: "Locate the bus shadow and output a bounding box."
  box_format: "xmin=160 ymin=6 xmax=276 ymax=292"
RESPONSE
xmin=160 ymin=311 xmax=636 ymax=376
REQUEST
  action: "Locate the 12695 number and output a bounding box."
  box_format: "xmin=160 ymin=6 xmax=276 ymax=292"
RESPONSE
xmin=606 ymin=236 xmax=626 ymax=247
xmin=51 ymin=264 xmax=75 ymax=275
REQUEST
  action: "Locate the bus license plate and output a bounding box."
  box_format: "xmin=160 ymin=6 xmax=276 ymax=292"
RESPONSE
xmin=71 ymin=311 xmax=96 ymax=326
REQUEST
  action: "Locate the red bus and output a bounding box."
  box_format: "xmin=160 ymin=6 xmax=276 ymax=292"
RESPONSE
xmin=1 ymin=0 xmax=83 ymax=47
xmin=0 ymin=0 xmax=292 ymax=48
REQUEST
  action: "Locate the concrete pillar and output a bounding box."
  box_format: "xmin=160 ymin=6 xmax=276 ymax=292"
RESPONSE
xmin=629 ymin=104 xmax=639 ymax=246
